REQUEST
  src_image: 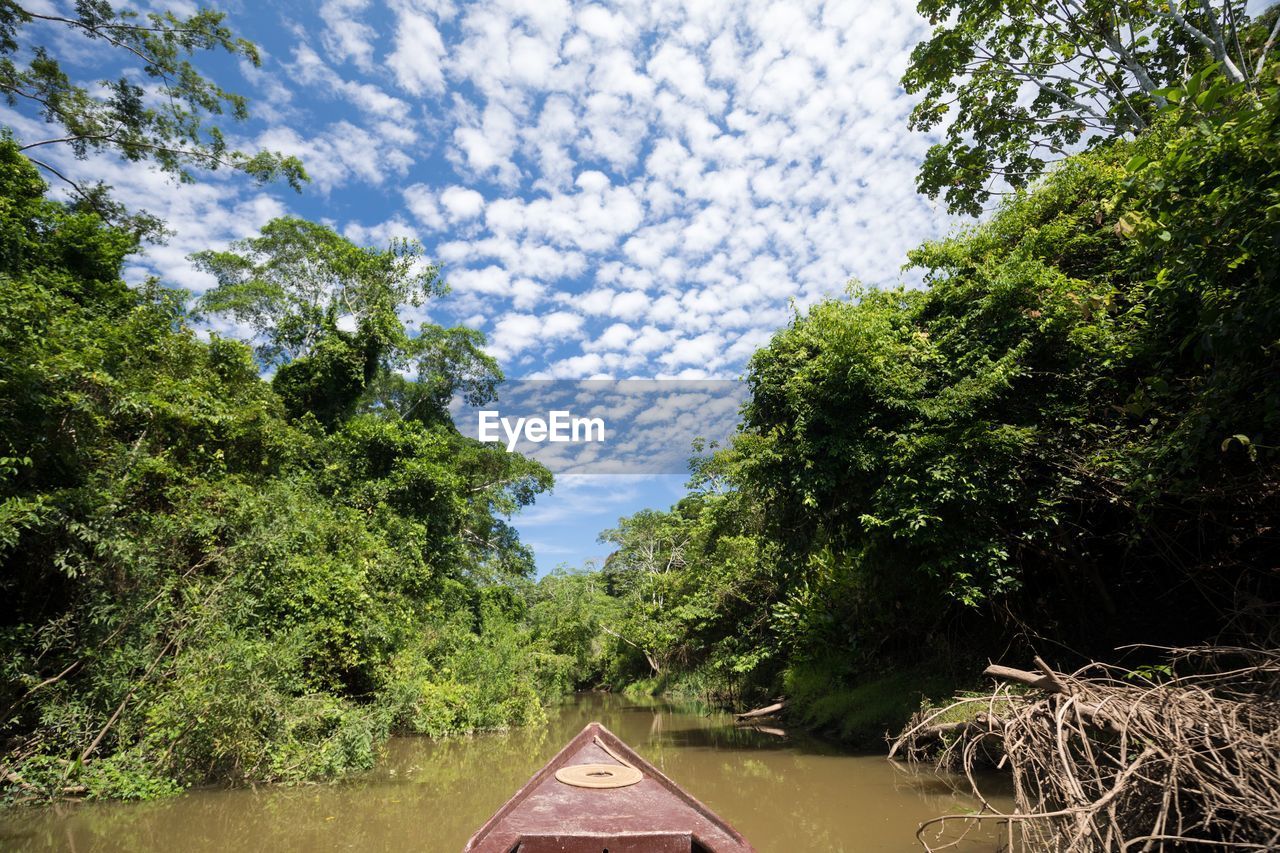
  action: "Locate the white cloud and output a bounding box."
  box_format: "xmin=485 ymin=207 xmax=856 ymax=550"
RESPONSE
xmin=440 ymin=185 xmax=486 ymax=220
xmin=647 ymin=43 xmax=726 ymax=114
xmin=319 ymin=0 xmax=378 ymax=70
xmin=256 ymin=121 xmax=412 ymax=192
xmin=343 ymin=215 xmax=419 ymax=247
xmin=290 ymin=42 xmax=413 ymax=123
xmin=659 ymin=331 xmax=724 ymax=371
xmin=541 ymin=310 xmax=583 ymax=338
xmin=452 ymin=104 xmax=521 ymax=185
xmin=487 ymin=308 xmax=584 ymax=361
xmin=450 ymin=265 xmax=513 ymax=296
xmin=389 ymin=8 xmax=447 ymax=95
xmin=585 ymin=322 xmax=635 ymax=351
xmin=15 ymin=0 xmax=953 ymax=387
xmin=576 ymin=5 xmax=632 ymax=42
xmin=403 ymin=184 xmax=447 ymax=229
xmin=609 ymin=290 xmax=648 ymax=318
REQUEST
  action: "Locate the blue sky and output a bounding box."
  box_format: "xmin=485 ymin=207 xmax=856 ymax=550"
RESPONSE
xmin=8 ymin=0 xmax=962 ymax=574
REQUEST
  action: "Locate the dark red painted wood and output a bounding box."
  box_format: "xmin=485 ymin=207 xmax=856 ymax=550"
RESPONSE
xmin=510 ymin=834 xmax=694 ymax=853
xmin=463 ymin=722 xmax=754 ymax=853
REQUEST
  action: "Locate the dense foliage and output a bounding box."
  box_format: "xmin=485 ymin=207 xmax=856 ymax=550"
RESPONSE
xmin=0 ymin=145 xmax=571 ymax=801
xmin=4 ymin=0 xmax=1278 ymax=808
xmin=588 ymin=70 xmax=1279 ymax=734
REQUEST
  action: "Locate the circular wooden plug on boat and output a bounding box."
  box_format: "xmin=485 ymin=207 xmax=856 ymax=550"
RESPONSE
xmin=554 ymin=763 xmax=643 ymax=788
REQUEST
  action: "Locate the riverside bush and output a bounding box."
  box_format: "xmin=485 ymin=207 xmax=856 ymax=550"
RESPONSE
xmin=588 ymin=73 xmax=1279 ymax=722
xmin=0 ymin=143 xmax=561 ymax=802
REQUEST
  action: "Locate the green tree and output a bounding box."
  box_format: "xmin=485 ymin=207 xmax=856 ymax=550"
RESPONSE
xmin=365 ymin=326 xmax=502 ymax=427
xmin=0 ymin=1 xmax=306 ymax=237
xmin=0 ymin=143 xmax=556 ymax=802
xmin=591 ymin=75 xmax=1279 ymax=713
xmin=742 ymin=78 xmax=1279 ymax=665
xmin=903 ymin=0 xmax=1280 ymax=215
xmin=194 ymin=217 xmax=442 ymax=366
xmin=599 ymin=509 xmax=690 ymax=597
xmin=597 ymin=509 xmax=693 ymax=675
xmin=193 ymin=218 xmax=501 ymax=429
xmin=527 ymin=567 xmax=620 ymax=685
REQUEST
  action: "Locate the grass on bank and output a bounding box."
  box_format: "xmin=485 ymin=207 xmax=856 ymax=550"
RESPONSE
xmin=783 ymin=663 xmax=973 ymax=747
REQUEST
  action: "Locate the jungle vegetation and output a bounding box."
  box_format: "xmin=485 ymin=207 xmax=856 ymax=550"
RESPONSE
xmin=0 ymin=142 xmax=576 ymax=800
xmin=579 ymin=9 xmax=1280 ymax=740
xmin=0 ymin=3 xmax=565 ymax=802
xmin=2 ymin=0 xmax=1278 ymax=804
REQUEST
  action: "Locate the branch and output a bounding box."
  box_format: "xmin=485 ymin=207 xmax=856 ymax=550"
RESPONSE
xmin=984 ymin=661 xmax=1124 ymax=734
xmin=1196 ymin=0 xmax=1248 ymax=81
xmin=21 ymin=10 xmax=160 ymax=70
xmin=1161 ymin=0 xmax=1246 ymax=81
xmin=1051 ymin=0 xmax=1168 ymax=101
xmin=23 ymin=155 xmax=99 ymax=206
xmin=18 ymin=130 xmax=121 ymax=151
xmin=19 ymin=8 xmax=200 ymax=35
xmin=599 ymin=624 xmax=658 ymax=671
xmin=985 ymin=662 xmax=1067 ymax=693
xmin=734 ymin=700 xmax=787 ymax=720
xmin=1256 ymin=13 xmax=1280 ymax=78
xmin=72 ymin=635 xmax=177 ymax=770
xmin=1101 ymin=32 xmax=1167 ymax=101
xmin=1164 ymin=0 xmax=1218 ymax=51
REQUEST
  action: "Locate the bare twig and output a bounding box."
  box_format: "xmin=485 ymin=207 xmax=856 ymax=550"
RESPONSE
xmin=893 ymin=647 xmax=1280 ymax=851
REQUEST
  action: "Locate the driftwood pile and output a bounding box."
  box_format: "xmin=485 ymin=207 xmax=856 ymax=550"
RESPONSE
xmin=890 ymin=647 xmax=1280 ymax=852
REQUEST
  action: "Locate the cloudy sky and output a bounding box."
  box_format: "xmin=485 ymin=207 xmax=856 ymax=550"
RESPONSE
xmin=11 ymin=0 xmax=959 ymax=573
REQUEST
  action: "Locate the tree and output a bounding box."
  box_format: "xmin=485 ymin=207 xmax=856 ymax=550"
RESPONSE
xmin=195 ymin=216 xmax=551 ymax=582
xmin=368 ymin=325 xmax=503 ymax=427
xmin=194 ymin=217 xmax=501 ymax=427
xmin=599 ymin=508 xmax=690 ymax=602
xmin=0 ymin=147 xmax=560 ymax=800
xmin=527 ymin=567 xmax=620 ymax=683
xmin=194 ymin=217 xmax=441 ymax=363
xmin=0 ymin=0 xmax=306 ymax=237
xmin=596 ymin=508 xmax=698 ymax=675
xmin=903 ymin=0 xmax=1279 ymax=215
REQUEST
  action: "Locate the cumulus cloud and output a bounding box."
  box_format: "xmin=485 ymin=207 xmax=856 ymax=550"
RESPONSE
xmin=289 ymin=42 xmax=414 ymax=124
xmin=440 ymin=185 xmax=486 ymax=220
xmin=388 ymin=7 xmax=448 ymax=95
xmin=487 ymin=308 xmax=585 ymax=361
xmin=256 ymin=121 xmax=413 ymax=192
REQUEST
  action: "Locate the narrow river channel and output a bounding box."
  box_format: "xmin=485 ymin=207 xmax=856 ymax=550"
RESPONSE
xmin=0 ymin=693 xmax=1010 ymax=852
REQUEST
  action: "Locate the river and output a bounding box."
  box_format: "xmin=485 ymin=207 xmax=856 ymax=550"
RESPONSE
xmin=0 ymin=693 xmax=1010 ymax=852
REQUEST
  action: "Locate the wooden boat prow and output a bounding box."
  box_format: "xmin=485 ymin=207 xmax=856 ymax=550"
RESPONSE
xmin=463 ymin=721 xmax=754 ymax=852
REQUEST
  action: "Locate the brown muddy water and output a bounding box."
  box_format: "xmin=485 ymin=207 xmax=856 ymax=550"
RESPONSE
xmin=0 ymin=693 xmax=1011 ymax=852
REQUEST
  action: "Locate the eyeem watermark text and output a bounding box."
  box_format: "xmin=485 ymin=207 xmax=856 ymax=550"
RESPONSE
xmin=478 ymin=410 xmax=606 ymax=452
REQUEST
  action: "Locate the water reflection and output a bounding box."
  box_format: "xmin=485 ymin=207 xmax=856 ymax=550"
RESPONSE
xmin=0 ymin=693 xmax=1010 ymax=852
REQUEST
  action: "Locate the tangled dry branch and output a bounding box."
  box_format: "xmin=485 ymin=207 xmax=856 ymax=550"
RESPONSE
xmin=890 ymin=648 xmax=1280 ymax=852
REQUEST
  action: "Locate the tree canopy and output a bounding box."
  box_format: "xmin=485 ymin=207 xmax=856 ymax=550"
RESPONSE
xmin=903 ymin=0 xmax=1280 ymax=214
xmin=193 ymin=218 xmax=503 ymax=430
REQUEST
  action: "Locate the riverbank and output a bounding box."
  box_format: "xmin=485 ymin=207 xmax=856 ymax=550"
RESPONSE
xmin=619 ymin=660 xmax=977 ymax=750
